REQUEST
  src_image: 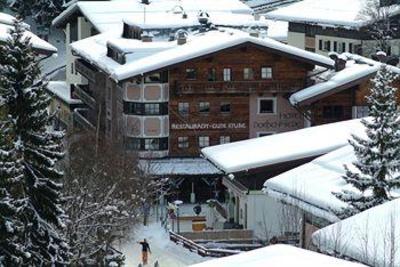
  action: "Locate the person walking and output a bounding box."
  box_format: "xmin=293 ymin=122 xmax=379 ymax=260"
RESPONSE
xmin=138 ymin=238 xmax=151 ymax=265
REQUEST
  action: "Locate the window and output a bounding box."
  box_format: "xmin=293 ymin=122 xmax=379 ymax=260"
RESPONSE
xmin=71 ymin=63 xmax=74 ymax=74
xmin=125 ymin=138 xmax=141 ymax=150
xmin=333 ymin=41 xmax=337 ymax=52
xmin=144 ymin=72 xmax=161 ymax=83
xmin=208 ymin=68 xmax=217 ymax=81
xmin=318 ymin=39 xmax=323 ymax=50
xmin=258 ymin=98 xmax=276 ymax=114
xmin=349 ymin=43 xmax=353 ymax=53
xmin=199 ymin=102 xmax=210 ymax=113
xmin=199 ymin=136 xmax=210 ymax=148
xmin=223 ymin=68 xmax=231 ymax=81
xmin=125 ymin=137 xmax=168 ymax=151
xmin=261 ymin=67 xmax=272 ymax=79
xmin=145 ymin=139 xmax=159 ymax=150
xmin=144 ymin=103 xmax=160 ymax=115
xmin=323 ymin=105 xmax=344 ymax=119
xmin=220 ymin=102 xmax=231 ymax=113
xmin=220 ymin=136 xmax=230 ymax=144
xmin=123 ymin=102 xmax=168 ymax=115
xmin=178 ymin=102 xmax=189 ymax=115
xmin=243 ymin=68 xmax=254 ymax=80
xmin=324 ymin=40 xmax=331 ymax=51
xmin=178 ymin=137 xmax=189 ymax=149
xmin=338 ymin=42 xmax=345 ymax=53
xmin=185 ymin=68 xmax=196 ymax=80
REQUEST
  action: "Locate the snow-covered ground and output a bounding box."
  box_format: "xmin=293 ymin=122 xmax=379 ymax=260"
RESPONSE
xmin=118 ymin=220 xmax=208 ymax=267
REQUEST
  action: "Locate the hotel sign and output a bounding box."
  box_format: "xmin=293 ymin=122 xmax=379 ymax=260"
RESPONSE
xmin=171 ymin=122 xmax=246 ymax=130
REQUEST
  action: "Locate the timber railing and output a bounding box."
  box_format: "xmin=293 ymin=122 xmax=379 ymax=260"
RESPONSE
xmin=169 ymin=231 xmax=241 ymax=257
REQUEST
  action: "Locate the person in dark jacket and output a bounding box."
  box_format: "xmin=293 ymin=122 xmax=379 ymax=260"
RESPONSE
xmin=138 ymin=238 xmax=151 ymax=265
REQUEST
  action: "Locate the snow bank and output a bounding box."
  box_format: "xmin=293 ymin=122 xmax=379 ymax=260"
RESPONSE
xmin=313 ymin=198 xmax=400 ymax=267
xmin=202 ymin=118 xmax=364 ymax=174
xmin=189 ymin=244 xmax=366 ymax=267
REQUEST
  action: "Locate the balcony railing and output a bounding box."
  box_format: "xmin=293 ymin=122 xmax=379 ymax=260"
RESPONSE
xmin=174 ymin=80 xmax=305 ymax=95
xmin=74 ymin=84 xmax=96 ymax=109
xmin=73 ymin=108 xmax=96 ymax=131
xmin=75 ymin=59 xmax=97 ymax=82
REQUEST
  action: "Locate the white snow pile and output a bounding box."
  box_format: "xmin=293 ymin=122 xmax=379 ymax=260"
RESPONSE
xmin=71 ymin=29 xmax=334 ymax=81
xmin=290 ymin=53 xmax=400 ymax=105
xmin=0 ymin=12 xmax=57 ymax=54
xmin=139 ymin=158 xmax=222 ymax=176
xmin=202 ymin=118 xmax=365 ymax=174
xmin=189 ymin=244 xmax=366 ymax=267
xmin=313 ymin=198 xmax=400 ymax=267
xmin=47 ymin=81 xmax=82 ymax=105
xmin=265 ymin=0 xmax=372 ymax=28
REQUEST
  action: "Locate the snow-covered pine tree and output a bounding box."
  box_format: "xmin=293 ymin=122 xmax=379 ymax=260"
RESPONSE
xmin=333 ymin=64 xmax=400 ymax=219
xmin=0 ymin=19 xmax=70 ymax=265
xmin=10 ymin=0 xmax=64 ymax=28
xmin=0 ymin=116 xmax=28 ymax=265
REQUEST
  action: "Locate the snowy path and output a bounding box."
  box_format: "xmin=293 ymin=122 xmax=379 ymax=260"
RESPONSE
xmin=118 ymin=221 xmax=208 ymax=267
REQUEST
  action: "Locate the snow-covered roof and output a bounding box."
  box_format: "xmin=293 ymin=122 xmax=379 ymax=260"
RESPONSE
xmin=122 ymin=11 xmax=267 ymax=30
xmin=265 ymin=19 xmax=288 ymax=42
xmin=202 ymin=118 xmax=365 ymax=174
xmin=0 ymin=13 xmax=57 ymax=55
xmin=290 ymin=53 xmax=400 ymax=105
xmin=266 ymin=0 xmax=369 ymax=28
xmin=264 ymin=145 xmax=357 ymax=222
xmin=313 ymin=198 xmax=400 ymax=267
xmin=189 ymin=244 xmax=366 ymax=267
xmin=47 ymin=81 xmax=82 ymax=105
xmin=139 ymin=158 xmax=222 ymax=176
xmin=71 ymin=29 xmax=334 ymax=81
xmin=52 ymin=0 xmax=253 ymax=32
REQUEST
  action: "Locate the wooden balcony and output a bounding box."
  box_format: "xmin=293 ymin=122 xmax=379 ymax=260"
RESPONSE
xmin=75 ymin=59 xmax=97 ymax=82
xmin=74 ymin=84 xmax=96 ymax=109
xmin=174 ymin=80 xmax=305 ymax=95
xmin=73 ymin=108 xmax=96 ymax=131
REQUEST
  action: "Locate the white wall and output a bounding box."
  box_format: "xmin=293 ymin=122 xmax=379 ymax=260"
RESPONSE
xmin=65 ymin=17 xmax=93 ymax=86
xmin=246 ymin=192 xmax=294 ymax=241
xmin=287 ymin=32 xmax=306 ymax=50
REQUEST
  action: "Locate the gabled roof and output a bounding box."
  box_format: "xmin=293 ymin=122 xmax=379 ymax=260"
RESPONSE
xmin=202 ymin=118 xmax=364 ymax=174
xmin=0 ymin=13 xmax=57 ymax=55
xmin=71 ymin=29 xmax=334 ymax=81
xmin=52 ymin=0 xmax=253 ymax=32
xmin=289 ymin=53 xmax=400 ymax=106
xmin=266 ymin=0 xmax=400 ymax=29
xmin=313 ymin=198 xmax=400 ymax=267
xmin=189 ymin=244 xmax=366 ymax=267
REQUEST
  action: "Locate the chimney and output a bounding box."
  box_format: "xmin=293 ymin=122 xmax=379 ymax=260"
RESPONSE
xmin=376 ymin=51 xmax=387 ymax=62
xmin=249 ymin=29 xmax=259 ymax=38
xmin=328 ymin=52 xmax=339 ymax=61
xmin=141 ymin=31 xmax=153 ymax=42
xmin=177 ymin=30 xmax=187 ymax=45
xmin=335 ymin=55 xmax=347 ymax=72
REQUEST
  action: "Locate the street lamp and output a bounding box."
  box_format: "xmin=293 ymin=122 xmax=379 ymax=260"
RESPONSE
xmin=173 ymin=200 xmax=183 ymax=234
